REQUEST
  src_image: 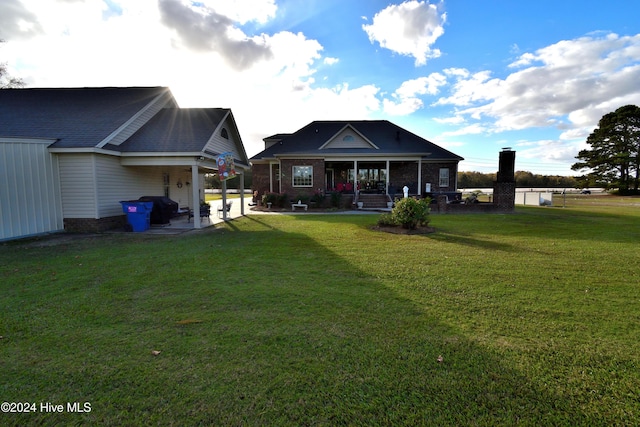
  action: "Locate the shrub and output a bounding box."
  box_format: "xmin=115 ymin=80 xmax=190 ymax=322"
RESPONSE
xmin=377 ymin=213 xmax=396 ymax=227
xmin=392 ymin=197 xmax=431 ymax=229
xmin=262 ymin=192 xmax=277 ymax=207
xmin=310 ymin=190 xmax=326 ymax=207
xmin=278 ymin=193 xmax=289 ymax=207
xmin=262 ymin=192 xmax=289 ymax=208
xmin=330 ymin=192 xmax=342 ymax=208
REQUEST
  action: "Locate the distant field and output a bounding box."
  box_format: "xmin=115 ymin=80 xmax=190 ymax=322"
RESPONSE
xmin=1 ymin=198 xmax=638 ymax=425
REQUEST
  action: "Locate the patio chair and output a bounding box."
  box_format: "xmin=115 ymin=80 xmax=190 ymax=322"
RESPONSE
xmin=188 ymin=204 xmax=211 ymax=222
xmin=217 ymin=201 xmax=233 ymax=218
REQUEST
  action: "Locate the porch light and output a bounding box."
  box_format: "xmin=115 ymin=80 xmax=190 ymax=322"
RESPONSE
xmin=177 ymin=179 xmax=183 ymax=188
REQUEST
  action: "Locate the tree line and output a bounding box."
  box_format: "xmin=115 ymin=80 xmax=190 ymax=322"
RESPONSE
xmin=458 ymin=171 xmax=578 ymax=189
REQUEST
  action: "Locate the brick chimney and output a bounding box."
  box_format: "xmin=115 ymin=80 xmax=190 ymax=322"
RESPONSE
xmin=493 ymin=148 xmax=516 ymax=212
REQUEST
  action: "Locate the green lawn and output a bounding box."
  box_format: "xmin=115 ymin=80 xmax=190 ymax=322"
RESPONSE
xmin=1 ymin=198 xmax=639 ymax=425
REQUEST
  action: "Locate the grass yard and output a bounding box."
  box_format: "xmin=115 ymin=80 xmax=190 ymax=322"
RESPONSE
xmin=1 ymin=196 xmax=639 ymax=425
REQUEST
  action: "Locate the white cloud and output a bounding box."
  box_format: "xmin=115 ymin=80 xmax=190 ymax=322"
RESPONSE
xmin=440 ymin=123 xmax=487 ymax=137
xmin=383 ymin=73 xmax=446 ymax=115
xmin=435 ymin=69 xmax=500 ymax=107
xmin=433 ymin=115 xmax=465 ymax=125
xmin=362 ymin=1 xmax=446 ymax=66
xmin=196 ymin=0 xmax=277 ymax=25
xmin=323 ymin=57 xmax=339 ymax=65
xmin=436 ymin=33 xmax=640 ymax=135
xmin=514 ymin=139 xmax=584 ymax=167
xmin=0 ymin=0 xmax=43 ymax=40
xmin=158 ymin=0 xmax=274 ymax=70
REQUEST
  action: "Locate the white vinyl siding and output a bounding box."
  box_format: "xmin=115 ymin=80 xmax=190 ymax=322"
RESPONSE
xmin=321 ymin=127 xmax=376 ymax=149
xmin=204 ymin=115 xmax=245 ymax=162
xmin=0 ymin=139 xmax=64 ymax=241
xmin=95 ymin=155 xmax=165 ymax=217
xmin=58 ymin=154 xmax=99 ymax=218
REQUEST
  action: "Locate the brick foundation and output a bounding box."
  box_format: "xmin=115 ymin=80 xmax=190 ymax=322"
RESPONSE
xmin=64 ymin=216 xmax=127 ymax=233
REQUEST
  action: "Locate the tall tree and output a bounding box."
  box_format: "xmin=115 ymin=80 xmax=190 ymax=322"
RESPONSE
xmin=0 ymin=40 xmax=25 ymax=89
xmin=572 ymin=105 xmax=640 ymax=193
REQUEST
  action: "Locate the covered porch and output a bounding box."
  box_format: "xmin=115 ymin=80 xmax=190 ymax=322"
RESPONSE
xmin=120 ymin=155 xmax=247 ymax=230
xmin=324 ymin=158 xmax=426 ymax=197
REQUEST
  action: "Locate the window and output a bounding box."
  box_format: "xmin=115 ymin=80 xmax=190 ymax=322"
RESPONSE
xmin=439 ymin=168 xmax=450 ymax=187
xmin=293 ymin=166 xmax=313 ymax=187
xmin=343 ymin=135 xmax=354 ymax=142
xmin=221 ymin=128 xmax=229 ymax=139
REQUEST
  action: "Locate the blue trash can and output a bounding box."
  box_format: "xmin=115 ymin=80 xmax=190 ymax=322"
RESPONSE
xmin=120 ymin=201 xmax=154 ymax=232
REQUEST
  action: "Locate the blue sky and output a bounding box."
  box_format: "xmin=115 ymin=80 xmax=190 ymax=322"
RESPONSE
xmin=2 ymin=0 xmax=640 ymax=175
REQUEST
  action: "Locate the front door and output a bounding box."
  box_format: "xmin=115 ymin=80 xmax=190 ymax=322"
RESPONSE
xmin=325 ymin=168 xmax=335 ymax=191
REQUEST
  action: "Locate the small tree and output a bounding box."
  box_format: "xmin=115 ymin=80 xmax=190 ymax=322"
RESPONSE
xmin=572 ymin=105 xmax=640 ymax=193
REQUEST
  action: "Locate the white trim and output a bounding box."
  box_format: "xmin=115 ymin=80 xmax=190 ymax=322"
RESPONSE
xmin=275 ymin=153 xmax=433 ymax=161
xmin=49 ymin=147 xmax=123 ymax=155
xmin=1 ymin=137 xmax=57 ymax=144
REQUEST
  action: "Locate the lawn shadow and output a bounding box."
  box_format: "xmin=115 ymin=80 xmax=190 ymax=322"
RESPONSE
xmin=425 ymin=228 xmax=520 ymax=252
xmin=177 ymin=216 xmax=587 ymax=424
xmin=1 ymin=215 xmax=594 ymax=425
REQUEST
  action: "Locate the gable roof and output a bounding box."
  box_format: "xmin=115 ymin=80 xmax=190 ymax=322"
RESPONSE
xmin=0 ymin=86 xmax=250 ymax=166
xmin=251 ymin=120 xmax=464 ymax=161
xmin=0 ymin=87 xmax=175 ymax=148
xmin=118 ymin=108 xmax=229 ymax=152
xmin=117 ymin=107 xmax=250 ymax=166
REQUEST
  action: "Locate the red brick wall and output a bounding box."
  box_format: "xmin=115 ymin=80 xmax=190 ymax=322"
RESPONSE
xmin=279 ymin=159 xmax=325 ymax=198
xmin=389 ymin=161 xmax=459 ymax=194
xmin=421 ymin=162 xmax=458 ymax=193
xmin=251 ymin=163 xmax=271 ymax=197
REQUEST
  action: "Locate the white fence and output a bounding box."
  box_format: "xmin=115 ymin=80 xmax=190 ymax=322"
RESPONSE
xmin=515 ymin=192 xmax=553 ymax=206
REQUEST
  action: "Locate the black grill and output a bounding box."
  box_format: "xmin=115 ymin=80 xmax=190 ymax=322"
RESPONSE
xmin=138 ymin=196 xmax=179 ymax=224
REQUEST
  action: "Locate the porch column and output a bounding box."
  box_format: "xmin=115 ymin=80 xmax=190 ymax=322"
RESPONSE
xmin=222 ymin=179 xmax=228 ymax=221
xmin=269 ymin=163 xmax=273 ymax=193
xmin=386 ymin=160 xmax=390 ymax=195
xmin=417 ymin=158 xmax=422 ymax=197
xmin=191 ymin=165 xmax=201 ymax=228
xmin=240 ymin=172 xmax=245 ymax=216
xmin=353 ymin=160 xmax=358 ymax=192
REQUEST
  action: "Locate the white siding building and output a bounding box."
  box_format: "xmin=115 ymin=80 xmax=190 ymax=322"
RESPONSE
xmin=0 ymin=87 xmax=250 ymax=241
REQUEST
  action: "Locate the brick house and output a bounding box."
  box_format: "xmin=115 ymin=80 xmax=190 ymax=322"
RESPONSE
xmin=250 ymin=120 xmax=463 ymax=206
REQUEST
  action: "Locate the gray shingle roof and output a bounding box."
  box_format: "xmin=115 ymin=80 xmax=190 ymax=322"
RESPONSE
xmin=0 ymin=87 xmax=172 ymax=148
xmin=118 ymin=108 xmax=229 ymax=153
xmin=251 ymin=120 xmax=464 ymax=161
